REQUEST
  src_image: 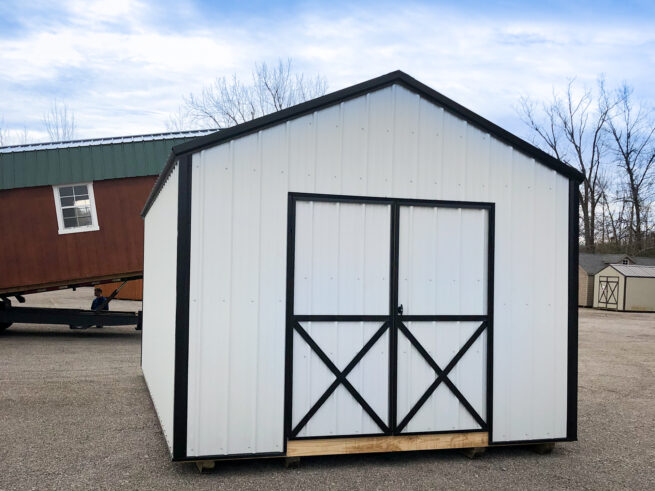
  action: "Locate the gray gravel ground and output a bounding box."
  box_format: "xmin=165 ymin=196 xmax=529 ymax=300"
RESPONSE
xmin=1 ymin=293 xmax=654 ymax=490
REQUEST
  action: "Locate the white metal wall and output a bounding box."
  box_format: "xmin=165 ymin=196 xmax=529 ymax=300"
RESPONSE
xmin=186 ymin=84 xmax=570 ymax=456
xmin=142 ymin=163 xmax=178 ymax=453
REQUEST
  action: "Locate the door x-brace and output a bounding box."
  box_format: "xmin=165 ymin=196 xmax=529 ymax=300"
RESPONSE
xmin=291 ymin=320 xmax=487 ymax=436
xmin=395 ymin=321 xmax=487 ymax=432
xmin=291 ymin=321 xmax=390 ymax=437
xmin=598 ymin=279 xmax=618 ymax=306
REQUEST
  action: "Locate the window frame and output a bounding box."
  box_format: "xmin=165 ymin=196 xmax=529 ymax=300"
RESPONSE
xmin=52 ymin=182 xmax=100 ymax=235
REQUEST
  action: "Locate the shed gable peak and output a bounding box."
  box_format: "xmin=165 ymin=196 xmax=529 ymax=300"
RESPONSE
xmin=143 ymin=70 xmax=583 ymax=216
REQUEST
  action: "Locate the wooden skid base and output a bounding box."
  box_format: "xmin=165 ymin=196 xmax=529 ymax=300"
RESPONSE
xmin=195 ymin=460 xmax=216 ymax=472
xmin=286 ymin=432 xmax=489 ymax=457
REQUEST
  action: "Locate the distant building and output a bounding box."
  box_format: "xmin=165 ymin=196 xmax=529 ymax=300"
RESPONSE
xmin=0 ymin=130 xmax=213 ymax=300
xmin=578 ymin=253 xmax=655 ymax=307
xmin=594 ymin=264 xmax=655 ymax=312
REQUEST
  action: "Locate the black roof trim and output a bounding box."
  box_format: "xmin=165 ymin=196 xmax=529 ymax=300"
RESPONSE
xmin=142 ymin=70 xmax=584 ymax=217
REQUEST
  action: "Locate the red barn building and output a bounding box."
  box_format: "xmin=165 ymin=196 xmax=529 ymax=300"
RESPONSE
xmin=0 ymin=130 xmax=212 ymax=303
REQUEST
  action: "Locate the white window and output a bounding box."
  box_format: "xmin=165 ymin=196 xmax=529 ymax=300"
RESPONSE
xmin=622 ymin=258 xmax=629 ymax=265
xmin=52 ymin=182 xmax=100 ymax=234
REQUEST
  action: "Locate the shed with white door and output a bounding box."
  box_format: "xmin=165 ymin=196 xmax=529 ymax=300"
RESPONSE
xmin=140 ymin=71 xmax=583 ymax=463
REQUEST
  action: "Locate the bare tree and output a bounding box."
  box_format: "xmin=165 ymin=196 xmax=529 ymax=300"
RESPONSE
xmin=18 ymin=127 xmax=33 ymax=145
xmin=0 ymin=117 xmax=8 ymax=146
xmin=606 ymin=84 xmax=655 ymax=253
xmin=42 ymin=101 xmax=76 ymax=141
xmin=519 ymin=79 xmax=613 ymax=251
xmin=164 ymin=106 xmax=199 ymax=132
xmin=182 ymin=59 xmax=328 ymax=129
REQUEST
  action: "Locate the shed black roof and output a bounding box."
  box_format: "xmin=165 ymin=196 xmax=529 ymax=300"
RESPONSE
xmin=142 ymin=70 xmax=584 ymax=217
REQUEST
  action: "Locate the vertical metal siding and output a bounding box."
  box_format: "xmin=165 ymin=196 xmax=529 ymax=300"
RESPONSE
xmin=294 ymin=201 xmax=390 ymax=315
xmin=396 ymin=206 xmax=488 ymax=433
xmin=142 ymin=163 xmax=179 ymax=453
xmin=186 ymin=84 xmax=570 ymax=456
xmin=289 ymin=200 xmax=391 ymax=438
xmin=397 ymin=207 xmax=487 ymax=315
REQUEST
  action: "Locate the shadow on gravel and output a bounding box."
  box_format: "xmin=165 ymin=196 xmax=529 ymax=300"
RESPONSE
xmin=0 ymin=325 xmax=139 ymax=339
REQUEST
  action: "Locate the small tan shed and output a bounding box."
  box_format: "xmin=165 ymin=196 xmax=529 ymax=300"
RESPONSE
xmin=593 ymin=264 xmax=655 ymax=312
xmin=578 ymin=253 xmax=631 ymax=307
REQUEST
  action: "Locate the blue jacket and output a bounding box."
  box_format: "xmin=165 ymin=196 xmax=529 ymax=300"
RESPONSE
xmin=92 ymin=296 xmax=109 ymax=311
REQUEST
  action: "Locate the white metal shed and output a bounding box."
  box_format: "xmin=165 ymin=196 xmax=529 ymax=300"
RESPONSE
xmin=141 ymin=71 xmax=583 ymax=463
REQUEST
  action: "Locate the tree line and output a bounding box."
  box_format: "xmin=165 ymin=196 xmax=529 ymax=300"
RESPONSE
xmin=0 ymin=101 xmax=77 ymax=146
xmin=519 ymin=79 xmax=655 ymax=256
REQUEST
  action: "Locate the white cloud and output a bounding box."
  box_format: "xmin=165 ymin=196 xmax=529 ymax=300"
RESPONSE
xmin=0 ymin=0 xmax=653 ymax=143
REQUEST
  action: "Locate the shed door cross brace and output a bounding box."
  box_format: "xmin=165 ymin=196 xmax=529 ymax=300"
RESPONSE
xmin=395 ymin=320 xmax=487 ymax=432
xmin=291 ymin=319 xmax=488 ymax=436
xmin=291 ymin=321 xmax=391 ymax=437
xmin=598 ymin=277 xmax=618 ymax=306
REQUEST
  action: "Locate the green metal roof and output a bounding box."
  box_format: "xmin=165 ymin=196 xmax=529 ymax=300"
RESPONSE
xmin=0 ymin=130 xmax=216 ymax=190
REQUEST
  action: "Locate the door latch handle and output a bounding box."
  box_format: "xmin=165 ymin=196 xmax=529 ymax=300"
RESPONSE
xmin=397 ymin=304 xmax=403 ymax=315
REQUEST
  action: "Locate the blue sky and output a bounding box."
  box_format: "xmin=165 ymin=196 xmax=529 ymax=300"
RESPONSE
xmin=0 ymin=0 xmax=653 ymax=143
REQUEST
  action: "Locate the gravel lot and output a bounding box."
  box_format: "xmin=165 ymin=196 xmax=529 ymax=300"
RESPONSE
xmin=1 ymin=290 xmax=654 ymax=490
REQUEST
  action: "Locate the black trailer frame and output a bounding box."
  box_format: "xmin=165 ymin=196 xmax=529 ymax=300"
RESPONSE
xmin=0 ymin=280 xmax=142 ymax=331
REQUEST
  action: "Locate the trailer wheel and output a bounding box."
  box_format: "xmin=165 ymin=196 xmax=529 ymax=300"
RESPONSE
xmin=0 ymin=298 xmax=12 ymax=332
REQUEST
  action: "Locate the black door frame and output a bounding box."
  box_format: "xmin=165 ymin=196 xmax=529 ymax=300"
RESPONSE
xmin=283 ymin=192 xmax=495 ymax=445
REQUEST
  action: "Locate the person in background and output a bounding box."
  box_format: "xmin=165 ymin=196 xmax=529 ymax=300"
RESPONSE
xmin=70 ymin=288 xmax=109 ymax=329
xmin=91 ymin=287 xmax=108 ymax=329
xmin=92 ymin=288 xmax=109 ymax=312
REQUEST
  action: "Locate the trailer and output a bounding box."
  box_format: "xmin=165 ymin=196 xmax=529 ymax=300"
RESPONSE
xmin=141 ymin=71 xmax=583 ymax=464
xmin=0 ymin=276 xmax=143 ymax=331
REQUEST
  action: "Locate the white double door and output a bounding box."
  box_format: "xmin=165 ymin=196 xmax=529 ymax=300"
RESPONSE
xmin=288 ymin=195 xmax=491 ymax=439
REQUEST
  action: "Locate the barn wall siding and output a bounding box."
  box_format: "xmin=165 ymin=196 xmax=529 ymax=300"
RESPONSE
xmin=142 ymin=164 xmax=179 ymax=453
xmin=588 ymin=276 xmax=594 ymax=306
xmin=186 ymin=84 xmax=570 ymax=456
xmin=578 ymin=267 xmax=591 ymax=307
xmin=624 ymin=277 xmax=655 ymax=311
xmin=0 ymin=175 xmax=155 ymax=293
